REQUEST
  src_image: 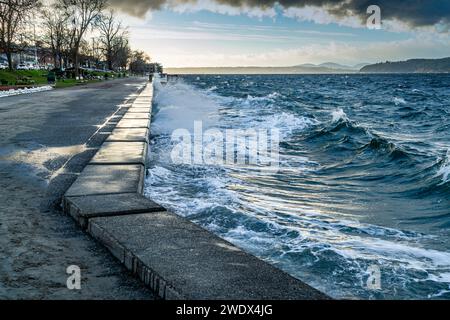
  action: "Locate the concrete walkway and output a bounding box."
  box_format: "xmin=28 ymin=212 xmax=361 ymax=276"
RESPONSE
xmin=0 ymin=78 xmax=155 ymax=299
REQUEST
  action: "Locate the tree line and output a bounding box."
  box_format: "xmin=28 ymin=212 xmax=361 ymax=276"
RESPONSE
xmin=0 ymin=0 xmax=153 ymax=75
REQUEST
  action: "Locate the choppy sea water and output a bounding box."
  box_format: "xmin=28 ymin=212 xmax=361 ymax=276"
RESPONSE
xmin=144 ymin=74 xmax=450 ymax=299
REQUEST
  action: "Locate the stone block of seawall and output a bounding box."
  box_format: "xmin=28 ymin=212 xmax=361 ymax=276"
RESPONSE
xmin=116 ymin=118 xmax=150 ymax=129
xmin=134 ymin=98 xmax=152 ymax=103
xmin=133 ymin=102 xmax=151 ymax=107
xmin=106 ymin=128 xmax=149 ymax=142
xmin=140 ymin=88 xmax=153 ymax=95
xmin=90 ymin=142 xmax=147 ymax=166
xmin=122 ymin=113 xmax=150 ymax=120
xmin=128 ymin=107 xmax=151 ymax=113
xmin=88 ymin=211 xmax=331 ymax=300
xmin=63 ymin=193 xmax=165 ymax=229
xmin=65 ymin=164 xmax=145 ymax=197
xmin=131 ymin=104 xmax=150 ymax=109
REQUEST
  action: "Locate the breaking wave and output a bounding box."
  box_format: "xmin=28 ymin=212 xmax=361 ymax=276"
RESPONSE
xmin=145 ymin=74 xmax=450 ymax=299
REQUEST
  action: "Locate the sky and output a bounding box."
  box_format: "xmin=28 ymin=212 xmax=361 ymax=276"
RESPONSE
xmin=112 ymin=0 xmax=450 ymax=68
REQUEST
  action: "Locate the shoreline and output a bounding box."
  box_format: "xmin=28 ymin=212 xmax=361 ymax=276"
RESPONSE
xmin=62 ymin=79 xmax=330 ymax=300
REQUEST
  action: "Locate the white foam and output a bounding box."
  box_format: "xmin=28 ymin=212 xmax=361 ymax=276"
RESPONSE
xmin=244 ymin=92 xmax=281 ymax=102
xmin=207 ymin=85 xmax=218 ymax=92
xmin=437 ymin=151 xmax=450 ymax=185
xmin=146 ymin=76 xmax=450 ymax=299
xmin=331 ymin=108 xmax=349 ymax=122
xmin=152 ymin=80 xmax=221 ymax=134
xmin=394 ymin=97 xmax=407 ymax=105
xmin=426 ymin=272 xmax=450 ymax=283
xmin=153 ymin=78 xmax=314 ymax=141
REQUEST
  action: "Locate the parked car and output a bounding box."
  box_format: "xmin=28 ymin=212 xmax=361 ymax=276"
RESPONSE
xmin=16 ymin=64 xmax=28 ymax=70
xmin=16 ymin=63 xmax=40 ymax=70
xmin=0 ymin=62 xmax=8 ymax=70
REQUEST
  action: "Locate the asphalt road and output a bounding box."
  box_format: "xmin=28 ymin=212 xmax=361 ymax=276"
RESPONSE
xmin=0 ymin=78 xmax=155 ymax=299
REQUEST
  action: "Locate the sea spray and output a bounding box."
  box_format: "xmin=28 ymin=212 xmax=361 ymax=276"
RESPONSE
xmin=146 ymin=74 xmax=450 ymax=299
xmin=437 ymin=150 xmax=450 ymax=185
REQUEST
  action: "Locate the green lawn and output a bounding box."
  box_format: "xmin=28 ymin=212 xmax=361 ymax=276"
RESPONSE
xmin=0 ymin=70 xmax=48 ymax=86
xmin=1 ymin=70 xmax=129 ymax=89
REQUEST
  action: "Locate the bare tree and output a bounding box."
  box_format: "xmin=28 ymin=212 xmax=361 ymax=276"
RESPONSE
xmin=98 ymin=10 xmax=126 ymax=71
xmin=90 ymin=37 xmax=103 ymax=69
xmin=0 ymin=0 xmax=41 ymax=70
xmin=59 ymin=0 xmax=107 ymax=76
xmin=41 ymin=3 xmax=69 ymax=69
xmin=112 ymin=35 xmax=131 ymax=70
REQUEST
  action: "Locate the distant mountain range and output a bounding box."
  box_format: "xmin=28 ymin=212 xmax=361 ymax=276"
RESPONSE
xmin=297 ymin=62 xmax=370 ymax=71
xmin=166 ymin=57 xmax=450 ymax=74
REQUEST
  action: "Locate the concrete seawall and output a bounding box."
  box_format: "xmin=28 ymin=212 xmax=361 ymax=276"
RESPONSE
xmin=63 ymin=80 xmax=329 ymax=300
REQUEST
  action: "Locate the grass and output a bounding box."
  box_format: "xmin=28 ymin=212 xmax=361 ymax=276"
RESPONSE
xmin=1 ymin=69 xmax=129 ymax=89
xmin=0 ymin=70 xmax=48 ymax=86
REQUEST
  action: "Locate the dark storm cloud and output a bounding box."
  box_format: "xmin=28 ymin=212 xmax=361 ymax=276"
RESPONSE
xmin=109 ymin=0 xmax=450 ymax=28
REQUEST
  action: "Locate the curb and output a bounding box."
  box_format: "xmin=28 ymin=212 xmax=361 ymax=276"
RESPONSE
xmin=63 ymin=80 xmax=330 ymax=300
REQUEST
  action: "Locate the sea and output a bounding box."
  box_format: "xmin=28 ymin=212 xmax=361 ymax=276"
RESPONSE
xmin=144 ymin=74 xmax=450 ymax=299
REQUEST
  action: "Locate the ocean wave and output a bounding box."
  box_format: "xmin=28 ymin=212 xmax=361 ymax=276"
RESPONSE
xmin=146 ymin=161 xmax=450 ymax=299
xmin=436 ymin=151 xmax=450 ymax=185
xmin=255 ymin=113 xmax=316 ymax=139
xmin=152 ymin=79 xmax=222 ymax=134
xmin=394 ymin=97 xmax=407 ymax=105
xmin=400 ymin=109 xmax=431 ymax=121
xmin=206 ymin=85 xmax=218 ymax=92
xmin=147 ymin=74 xmax=450 ymax=299
xmin=310 ymin=110 xmax=416 ymax=162
xmin=239 ymin=92 xmax=282 ymax=106
xmin=309 ymin=110 xmax=368 ymax=141
xmin=331 ymin=108 xmax=349 ymax=123
xmin=359 ymin=137 xmax=410 ymax=160
xmin=154 ymin=78 xmax=314 ymax=141
xmin=215 ymin=207 xmax=450 ymax=299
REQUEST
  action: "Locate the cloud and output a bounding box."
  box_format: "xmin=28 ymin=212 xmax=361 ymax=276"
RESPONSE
xmin=128 ymin=22 xmax=355 ymax=42
xmin=109 ymin=0 xmax=450 ymax=29
xmin=130 ymin=29 xmax=450 ymax=67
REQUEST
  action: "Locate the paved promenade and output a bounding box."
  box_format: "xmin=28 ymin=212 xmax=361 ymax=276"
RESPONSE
xmin=0 ymin=78 xmax=154 ymax=299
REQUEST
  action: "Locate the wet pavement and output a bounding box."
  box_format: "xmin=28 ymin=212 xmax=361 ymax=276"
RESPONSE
xmin=0 ymin=78 xmax=155 ymax=299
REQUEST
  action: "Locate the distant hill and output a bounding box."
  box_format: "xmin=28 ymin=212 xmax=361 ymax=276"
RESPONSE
xmin=360 ymin=58 xmax=450 ymax=73
xmin=319 ymin=62 xmax=352 ymax=70
xmin=297 ymin=63 xmax=317 ymax=68
xmin=165 ymin=58 xmax=450 ymax=75
xmin=353 ymin=63 xmax=371 ymax=70
xmin=296 ymin=62 xmax=368 ymax=71
xmin=166 ymin=63 xmax=370 ymax=75
xmin=298 ymin=62 xmax=370 ymax=71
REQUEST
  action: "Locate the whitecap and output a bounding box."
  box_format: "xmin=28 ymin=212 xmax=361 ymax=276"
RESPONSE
xmin=394 ymin=97 xmax=407 ymax=105
xmin=331 ymin=108 xmax=349 ymax=122
xmin=436 ymin=151 xmax=450 ymax=185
